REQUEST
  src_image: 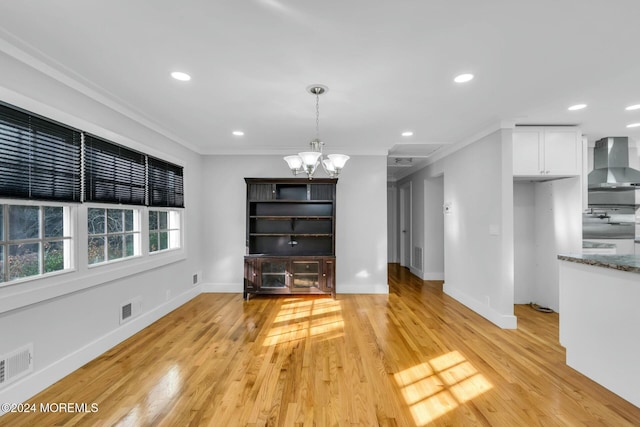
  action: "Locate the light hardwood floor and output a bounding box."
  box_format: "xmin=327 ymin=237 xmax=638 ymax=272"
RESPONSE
xmin=3 ymin=264 xmax=639 ymax=426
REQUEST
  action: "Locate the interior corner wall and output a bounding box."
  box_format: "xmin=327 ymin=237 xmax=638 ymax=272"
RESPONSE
xmin=424 ymin=176 xmax=445 ymax=280
xmin=200 ymin=154 xmax=389 ymax=295
xmin=0 ymin=52 xmax=205 ymax=407
xmin=514 ymin=182 xmax=536 ymax=304
xmin=514 ymin=177 xmax=582 ymax=312
xmin=439 ymin=129 xmax=516 ymax=329
xmin=533 ymin=177 xmax=582 ymax=312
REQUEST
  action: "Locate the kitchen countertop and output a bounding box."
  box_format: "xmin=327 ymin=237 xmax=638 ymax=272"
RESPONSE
xmin=558 ymin=254 xmax=640 ymax=274
xmin=582 ymin=240 xmax=616 ymax=249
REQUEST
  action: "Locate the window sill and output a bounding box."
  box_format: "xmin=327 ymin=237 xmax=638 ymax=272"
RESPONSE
xmin=0 ymin=249 xmax=186 ymax=314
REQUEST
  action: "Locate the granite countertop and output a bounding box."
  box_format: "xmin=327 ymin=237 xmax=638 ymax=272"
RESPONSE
xmin=582 ymin=240 xmax=617 ymax=249
xmin=558 ymin=254 xmax=640 ymax=274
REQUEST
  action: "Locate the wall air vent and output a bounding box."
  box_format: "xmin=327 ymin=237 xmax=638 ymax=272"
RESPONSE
xmin=0 ymin=344 xmax=33 ymax=389
xmin=119 ymin=297 xmax=142 ymax=324
xmin=192 ymin=270 xmax=202 ymax=286
xmin=413 ymin=246 xmax=423 ymax=271
xmin=122 ymin=303 xmax=132 ymax=321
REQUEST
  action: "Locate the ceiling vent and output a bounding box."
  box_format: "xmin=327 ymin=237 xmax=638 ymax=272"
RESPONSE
xmin=392 ymin=157 xmax=414 ymax=167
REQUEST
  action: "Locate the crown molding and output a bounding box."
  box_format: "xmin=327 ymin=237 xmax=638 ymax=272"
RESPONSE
xmin=0 ymin=31 xmax=202 ymax=155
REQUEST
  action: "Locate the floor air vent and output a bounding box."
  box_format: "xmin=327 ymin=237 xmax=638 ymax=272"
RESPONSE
xmin=0 ymin=344 xmax=33 ymax=388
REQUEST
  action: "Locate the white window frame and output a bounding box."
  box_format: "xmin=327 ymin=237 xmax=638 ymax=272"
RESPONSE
xmin=148 ymin=208 xmax=182 ymax=254
xmin=86 ymin=205 xmax=142 ymax=267
xmin=0 ymin=199 xmax=76 ymax=286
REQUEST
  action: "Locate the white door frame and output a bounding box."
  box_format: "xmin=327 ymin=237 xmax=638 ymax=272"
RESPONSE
xmin=399 ymin=181 xmax=412 ymax=268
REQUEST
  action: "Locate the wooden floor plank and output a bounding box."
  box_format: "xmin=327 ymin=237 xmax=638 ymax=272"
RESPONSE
xmin=2 ymin=264 xmax=639 ymax=426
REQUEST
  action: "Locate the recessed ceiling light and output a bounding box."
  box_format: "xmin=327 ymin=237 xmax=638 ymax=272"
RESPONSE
xmin=568 ymin=104 xmax=587 ymax=111
xmin=625 ymin=104 xmax=640 ymax=111
xmin=454 ymin=73 xmax=474 ymax=83
xmin=401 ymin=131 xmax=414 ymax=137
xmin=171 ymin=71 xmax=191 ymax=81
xmin=232 ymin=131 xmax=244 ymax=136
xmin=627 ymin=123 xmax=640 ymax=128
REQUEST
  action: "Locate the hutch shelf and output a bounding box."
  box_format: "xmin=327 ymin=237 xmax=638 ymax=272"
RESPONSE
xmin=244 ymin=178 xmax=337 ymax=300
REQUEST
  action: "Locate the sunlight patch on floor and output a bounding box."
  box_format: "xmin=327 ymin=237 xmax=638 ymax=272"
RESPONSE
xmin=263 ymin=298 xmax=344 ymax=346
xmin=394 ymin=351 xmax=493 ymax=426
xmin=113 ymin=364 xmax=182 ymax=427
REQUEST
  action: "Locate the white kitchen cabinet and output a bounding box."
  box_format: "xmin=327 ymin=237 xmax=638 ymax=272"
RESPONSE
xmin=513 ymin=127 xmax=581 ymax=178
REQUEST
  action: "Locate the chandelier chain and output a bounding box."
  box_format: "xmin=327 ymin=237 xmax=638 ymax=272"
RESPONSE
xmin=315 ymin=91 xmax=320 ymax=140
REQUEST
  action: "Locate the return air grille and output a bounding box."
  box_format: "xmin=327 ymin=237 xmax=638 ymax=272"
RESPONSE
xmin=119 ymin=297 xmax=142 ymax=324
xmin=122 ymin=303 xmax=132 ymax=321
xmin=0 ymin=344 xmax=33 ymax=388
xmin=413 ymin=246 xmax=423 ymax=271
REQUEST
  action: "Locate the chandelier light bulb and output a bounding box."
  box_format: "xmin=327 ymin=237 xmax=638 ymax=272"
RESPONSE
xmin=284 ymin=155 xmax=303 ymax=170
xmin=298 ymin=151 xmax=322 ymax=167
xmin=327 ymin=154 xmax=350 ymax=170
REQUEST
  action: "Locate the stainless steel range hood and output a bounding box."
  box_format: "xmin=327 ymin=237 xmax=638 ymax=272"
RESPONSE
xmin=588 ymin=137 xmax=640 ymax=190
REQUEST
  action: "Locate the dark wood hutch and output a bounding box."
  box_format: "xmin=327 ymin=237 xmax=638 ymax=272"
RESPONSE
xmin=243 ymin=178 xmax=337 ymax=300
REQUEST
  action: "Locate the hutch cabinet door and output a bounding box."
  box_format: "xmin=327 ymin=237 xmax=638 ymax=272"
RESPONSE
xmin=291 ymin=259 xmax=322 ymax=293
xmin=243 ymin=258 xmax=258 ymax=298
xmin=321 ymin=258 xmax=335 ymax=293
xmin=258 ymin=259 xmax=289 ymax=293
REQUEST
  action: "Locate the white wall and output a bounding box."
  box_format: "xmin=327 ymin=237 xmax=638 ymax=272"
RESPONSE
xmin=396 ymin=129 xmax=516 ymax=328
xmin=0 ymin=49 xmax=204 ymax=408
xmin=395 ymin=172 xmax=445 ymax=280
xmin=514 ymin=182 xmax=536 ymax=304
xmin=514 ymin=177 xmax=582 ymax=312
xmin=201 ymin=155 xmax=389 ymax=294
xmin=424 ymin=176 xmax=445 ymax=279
xmin=534 ymin=178 xmax=582 ymax=311
xmin=387 ymin=183 xmax=398 ymax=263
xmin=440 ymin=130 xmax=516 ymax=328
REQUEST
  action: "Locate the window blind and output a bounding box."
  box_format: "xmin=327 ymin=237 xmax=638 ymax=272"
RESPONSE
xmin=148 ymin=157 xmax=184 ymax=207
xmin=0 ymin=103 xmax=81 ymax=202
xmin=84 ymin=135 xmax=146 ymax=205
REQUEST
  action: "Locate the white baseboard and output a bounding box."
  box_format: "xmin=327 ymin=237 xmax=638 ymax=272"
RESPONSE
xmin=337 ymin=283 xmax=389 ymax=294
xmin=200 ymin=282 xmax=242 ymax=293
xmin=423 ymin=272 xmax=445 ymax=280
xmin=409 ymin=267 xmax=423 ymax=278
xmin=0 ymin=286 xmax=200 ymax=415
xmin=443 ymin=283 xmax=517 ymax=329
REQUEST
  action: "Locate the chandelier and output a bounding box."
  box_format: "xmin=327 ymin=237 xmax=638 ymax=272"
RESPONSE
xmin=284 ymin=85 xmax=349 ymax=179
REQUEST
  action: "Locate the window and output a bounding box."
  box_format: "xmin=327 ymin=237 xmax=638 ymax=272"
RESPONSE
xmin=87 ymin=207 xmax=140 ymax=265
xmin=0 ymin=203 xmax=72 ymax=283
xmin=148 ymin=210 xmax=181 ymax=253
xmin=84 ymin=135 xmax=146 ymax=205
xmin=148 ymin=157 xmax=184 ymax=208
xmin=0 ymin=103 xmax=81 ymax=202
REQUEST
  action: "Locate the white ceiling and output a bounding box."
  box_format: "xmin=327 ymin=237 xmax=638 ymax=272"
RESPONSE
xmin=1 ymin=1 xmax=640 ymax=180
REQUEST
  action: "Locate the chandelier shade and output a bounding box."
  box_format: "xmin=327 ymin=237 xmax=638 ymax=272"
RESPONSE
xmin=284 ymin=85 xmax=349 ymax=179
